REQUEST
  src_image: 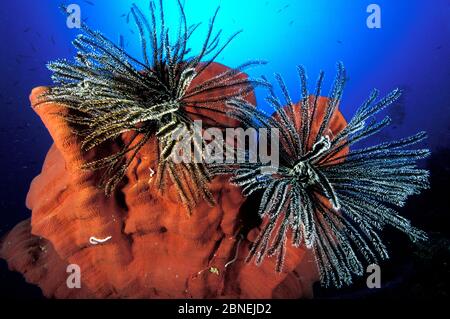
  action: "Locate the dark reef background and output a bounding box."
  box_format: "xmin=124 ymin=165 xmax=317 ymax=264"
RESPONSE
xmin=0 ymin=0 xmax=449 ymax=299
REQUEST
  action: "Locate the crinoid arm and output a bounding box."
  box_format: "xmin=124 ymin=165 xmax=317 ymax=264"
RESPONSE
xmin=212 ymin=63 xmax=430 ymax=287
xmin=40 ymin=0 xmax=268 ymax=211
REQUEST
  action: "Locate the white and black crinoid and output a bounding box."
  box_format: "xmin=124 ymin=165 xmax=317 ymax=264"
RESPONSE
xmin=211 ymin=63 xmax=430 ymax=287
xmin=41 ymin=1 xmax=267 ymax=210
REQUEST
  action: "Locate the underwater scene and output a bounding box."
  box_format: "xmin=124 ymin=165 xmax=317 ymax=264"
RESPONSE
xmin=0 ymin=0 xmax=449 ymax=307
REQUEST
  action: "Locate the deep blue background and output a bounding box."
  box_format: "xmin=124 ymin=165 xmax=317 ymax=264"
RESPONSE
xmin=0 ymin=0 xmax=449 ymax=298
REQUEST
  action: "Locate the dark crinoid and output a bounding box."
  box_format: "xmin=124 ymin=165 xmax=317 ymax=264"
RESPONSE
xmin=41 ymin=0 xmax=266 ymax=210
xmin=211 ymin=63 xmax=430 ymax=287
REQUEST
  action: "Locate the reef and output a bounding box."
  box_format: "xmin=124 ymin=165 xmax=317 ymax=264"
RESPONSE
xmin=0 ymin=67 xmax=319 ymax=298
xmin=0 ymin=1 xmax=431 ymax=298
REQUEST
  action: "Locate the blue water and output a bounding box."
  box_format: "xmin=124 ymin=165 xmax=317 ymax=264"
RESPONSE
xmin=0 ymin=0 xmax=449 ymax=240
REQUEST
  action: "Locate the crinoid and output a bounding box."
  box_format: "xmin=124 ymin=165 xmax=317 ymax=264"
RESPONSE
xmin=40 ymin=0 xmax=267 ymax=210
xmin=211 ymin=63 xmax=430 ymax=287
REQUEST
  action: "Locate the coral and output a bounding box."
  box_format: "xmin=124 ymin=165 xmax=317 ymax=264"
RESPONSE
xmin=0 ymin=73 xmax=319 ymax=298
xmin=0 ymin=0 xmax=429 ymax=298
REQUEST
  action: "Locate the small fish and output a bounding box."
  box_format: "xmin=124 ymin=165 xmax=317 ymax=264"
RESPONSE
xmin=30 ymin=43 xmax=37 ymax=52
xmin=288 ymin=20 xmax=294 ymax=26
xmin=436 ymin=45 xmax=442 ymax=50
xmin=83 ymin=0 xmax=95 ymax=6
xmin=277 ymin=4 xmax=290 ymax=13
xmin=15 ymin=57 xmax=21 ymax=64
xmin=51 ymin=35 xmax=55 ymax=45
xmin=120 ymin=13 xmax=126 ymax=17
xmin=119 ymin=34 xmax=125 ymax=49
xmin=13 ymin=80 xmax=20 ymax=86
xmin=35 ymin=31 xmax=41 ymax=38
xmin=126 ymin=11 xmax=130 ymax=24
xmin=28 ymin=67 xmax=37 ymax=72
xmin=129 ymin=29 xmax=135 ymax=34
xmin=337 ymin=40 xmax=342 ymax=44
xmin=23 ymin=27 xmax=31 ymax=33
